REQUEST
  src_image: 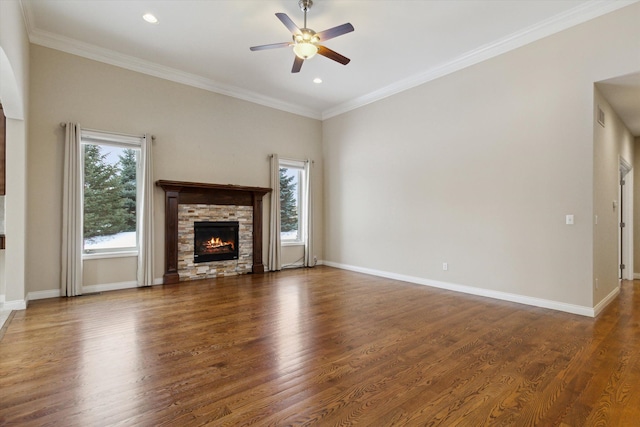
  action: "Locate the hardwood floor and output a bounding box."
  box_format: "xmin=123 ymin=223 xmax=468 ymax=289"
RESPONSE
xmin=1 ymin=266 xmax=639 ymax=426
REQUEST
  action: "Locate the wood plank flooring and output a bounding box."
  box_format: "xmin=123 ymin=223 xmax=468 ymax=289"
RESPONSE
xmin=1 ymin=266 xmax=639 ymax=426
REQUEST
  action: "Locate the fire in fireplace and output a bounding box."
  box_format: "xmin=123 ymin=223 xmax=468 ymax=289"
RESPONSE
xmin=193 ymin=221 xmax=239 ymax=263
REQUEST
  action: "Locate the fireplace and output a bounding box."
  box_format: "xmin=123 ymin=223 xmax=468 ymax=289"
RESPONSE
xmin=194 ymin=221 xmax=239 ymax=263
xmin=157 ymin=181 xmax=271 ymax=283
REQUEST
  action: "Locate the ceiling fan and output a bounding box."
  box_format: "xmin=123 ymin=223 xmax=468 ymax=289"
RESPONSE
xmin=250 ymin=0 xmax=354 ymax=73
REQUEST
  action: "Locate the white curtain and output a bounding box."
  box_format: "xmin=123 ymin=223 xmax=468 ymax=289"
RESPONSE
xmin=303 ymin=160 xmax=314 ymax=267
xmin=268 ymin=154 xmax=282 ymax=271
xmin=137 ymin=135 xmax=154 ymax=287
xmin=61 ymin=123 xmax=83 ymax=296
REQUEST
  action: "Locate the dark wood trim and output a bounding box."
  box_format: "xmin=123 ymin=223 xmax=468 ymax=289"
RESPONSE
xmin=156 ymin=181 xmax=271 ymax=283
xmin=156 ymin=180 xmax=271 ymax=197
xmin=0 ymin=235 xmax=5 ymax=250
xmin=163 ymin=190 xmax=180 ymax=284
xmin=252 ymin=192 xmax=265 ymax=274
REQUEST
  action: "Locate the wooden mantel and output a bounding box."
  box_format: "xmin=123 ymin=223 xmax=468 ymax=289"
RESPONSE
xmin=156 ymin=180 xmax=272 ymax=284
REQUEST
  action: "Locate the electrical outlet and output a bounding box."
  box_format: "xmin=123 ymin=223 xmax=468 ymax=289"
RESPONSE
xmin=443 ymin=262 xmax=448 ymax=271
xmin=595 ymin=278 xmax=599 ymax=289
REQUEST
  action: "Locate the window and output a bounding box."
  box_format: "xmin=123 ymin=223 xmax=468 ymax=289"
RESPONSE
xmin=279 ymin=159 xmax=306 ymax=244
xmin=81 ymin=130 xmax=142 ymax=256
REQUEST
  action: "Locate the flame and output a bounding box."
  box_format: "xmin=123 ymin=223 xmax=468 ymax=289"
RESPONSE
xmin=205 ymin=236 xmax=234 ymax=251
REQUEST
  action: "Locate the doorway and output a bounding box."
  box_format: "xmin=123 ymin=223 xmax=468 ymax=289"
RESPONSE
xmin=619 ymin=157 xmax=633 ymax=280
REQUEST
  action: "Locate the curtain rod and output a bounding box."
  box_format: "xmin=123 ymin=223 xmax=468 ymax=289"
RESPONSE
xmin=60 ymin=122 xmax=155 ymax=141
xmin=269 ymin=154 xmax=314 ymax=164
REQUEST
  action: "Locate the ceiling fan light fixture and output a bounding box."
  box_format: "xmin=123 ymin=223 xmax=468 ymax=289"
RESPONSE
xmin=293 ymin=30 xmax=319 ymax=59
xmin=293 ymin=42 xmax=318 ymax=59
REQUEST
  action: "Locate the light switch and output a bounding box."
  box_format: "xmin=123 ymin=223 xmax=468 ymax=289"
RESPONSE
xmin=566 ymin=214 xmax=574 ymax=225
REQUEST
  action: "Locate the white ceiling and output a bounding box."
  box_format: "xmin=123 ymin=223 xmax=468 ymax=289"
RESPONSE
xmin=20 ymin=0 xmax=640 ymax=127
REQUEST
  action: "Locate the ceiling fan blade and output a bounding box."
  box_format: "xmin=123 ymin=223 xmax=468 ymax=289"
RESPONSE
xmin=292 ymin=56 xmax=304 ymax=73
xmin=316 ymin=23 xmax=354 ymax=42
xmin=250 ymin=42 xmax=292 ymax=51
xmin=317 ymin=46 xmax=350 ymax=65
xmin=276 ymin=13 xmax=300 ymax=35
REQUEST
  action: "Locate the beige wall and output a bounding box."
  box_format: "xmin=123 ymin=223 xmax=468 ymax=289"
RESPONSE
xmin=0 ymin=0 xmax=30 ymax=308
xmin=323 ymin=3 xmax=640 ymax=309
xmin=593 ymin=88 xmax=635 ymax=304
xmin=28 ymin=45 xmax=323 ymax=293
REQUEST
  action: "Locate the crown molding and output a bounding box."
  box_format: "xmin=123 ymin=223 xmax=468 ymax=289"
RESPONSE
xmin=20 ymin=0 xmax=637 ymax=122
xmin=25 ymin=27 xmax=322 ymax=120
xmin=322 ymin=0 xmax=639 ymax=120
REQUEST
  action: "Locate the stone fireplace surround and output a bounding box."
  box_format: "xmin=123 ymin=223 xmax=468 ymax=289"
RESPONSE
xmin=179 ymin=204 xmax=250 ymax=280
xmin=156 ymin=180 xmax=271 ymax=284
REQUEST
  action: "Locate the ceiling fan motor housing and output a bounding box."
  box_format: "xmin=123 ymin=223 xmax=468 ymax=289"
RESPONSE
xmin=294 ymin=29 xmax=319 ymax=44
xmin=299 ymin=0 xmax=313 ymax=12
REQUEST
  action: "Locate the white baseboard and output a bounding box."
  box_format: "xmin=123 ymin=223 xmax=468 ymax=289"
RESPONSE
xmin=2 ymin=291 xmax=27 ymax=310
xmin=634 ymin=273 xmax=640 ymax=280
xmin=266 ymin=260 xmax=324 ymax=272
xmin=323 ymin=261 xmax=596 ymax=317
xmin=283 ymin=263 xmax=304 ymax=269
xmin=593 ymin=285 xmax=620 ymax=317
xmin=2 ymin=299 xmax=27 ymax=310
xmin=27 ymin=289 xmax=61 ymax=301
xmin=82 ymin=281 xmax=138 ymax=294
xmin=83 ymin=277 xmax=165 ymax=293
xmin=28 ymin=277 xmax=165 ymax=301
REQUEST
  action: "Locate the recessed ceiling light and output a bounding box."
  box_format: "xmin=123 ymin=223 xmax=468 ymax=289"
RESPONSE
xmin=313 ymin=78 xmax=322 ymax=84
xmin=143 ymin=13 xmax=158 ymax=24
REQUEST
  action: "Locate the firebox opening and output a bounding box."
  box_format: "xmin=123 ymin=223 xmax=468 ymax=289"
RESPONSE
xmin=194 ymin=221 xmax=239 ymax=263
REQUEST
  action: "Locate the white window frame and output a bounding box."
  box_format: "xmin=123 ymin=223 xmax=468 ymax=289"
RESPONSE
xmin=81 ymin=129 xmax=143 ymax=259
xmin=279 ymin=158 xmax=306 ymax=246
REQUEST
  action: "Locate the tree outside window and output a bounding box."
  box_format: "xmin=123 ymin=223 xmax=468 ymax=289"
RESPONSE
xmin=82 ymin=141 xmax=139 ymax=253
xmin=279 ymin=163 xmax=305 ymax=243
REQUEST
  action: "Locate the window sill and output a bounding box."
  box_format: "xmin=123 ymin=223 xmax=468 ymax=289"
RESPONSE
xmin=83 ymin=251 xmax=138 ymax=260
xmin=282 ymin=241 xmax=304 ymax=247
